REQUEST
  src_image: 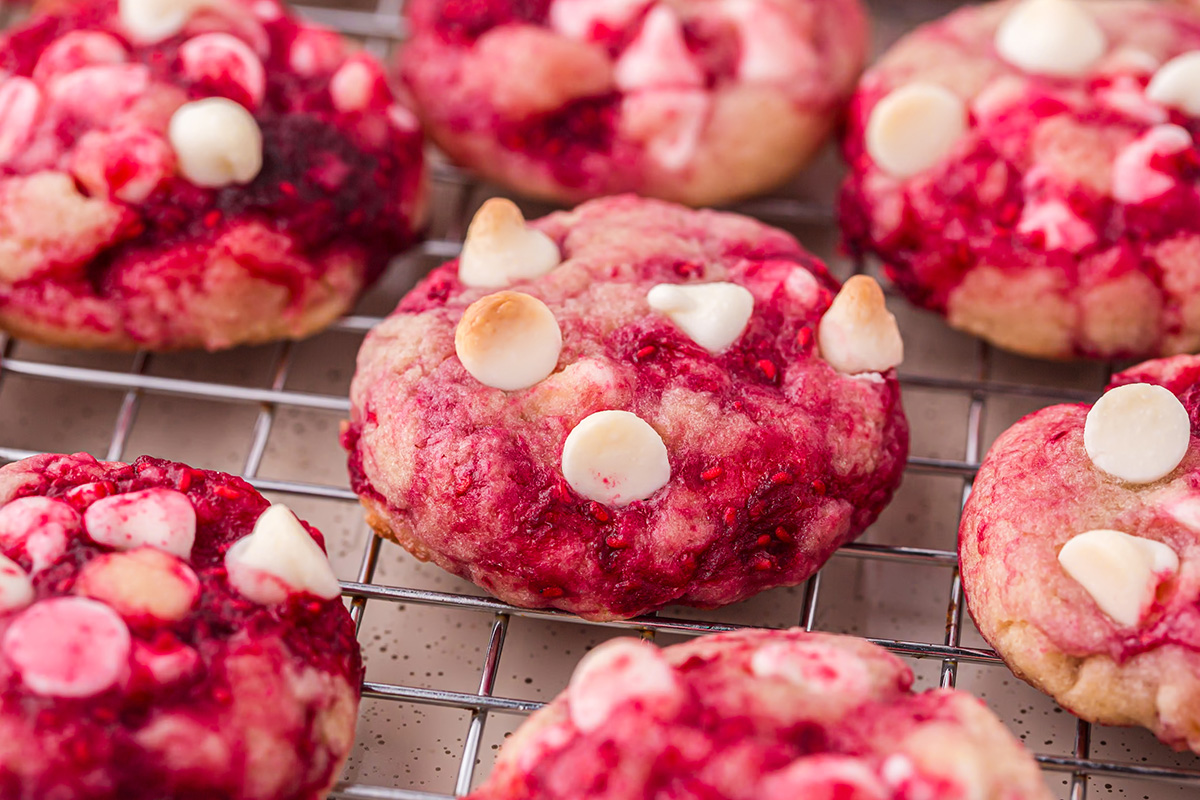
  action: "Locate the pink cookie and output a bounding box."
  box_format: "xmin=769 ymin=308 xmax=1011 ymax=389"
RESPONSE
xmin=400 ymin=0 xmax=867 ymax=206
xmin=840 ymin=0 xmax=1200 ymax=360
xmin=961 ymin=354 xmax=1200 ymax=752
xmin=344 ymin=195 xmax=908 ymax=620
xmin=0 ymin=0 xmax=427 ymax=351
xmin=0 ymin=452 xmax=361 ymax=799
xmin=470 ymin=629 xmax=1052 ymax=800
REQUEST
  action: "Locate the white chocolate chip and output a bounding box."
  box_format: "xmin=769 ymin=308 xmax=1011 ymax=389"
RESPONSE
xmin=0 ymin=554 xmax=33 ymax=614
xmin=178 ymin=32 xmax=266 ymax=108
xmin=2 ymin=597 xmax=131 ymax=697
xmin=1084 ymin=383 xmax=1190 ymax=484
xmin=818 ymin=275 xmax=904 ymax=375
xmin=1147 ymin=52 xmax=1200 ymax=117
xmin=567 ymin=639 xmax=683 ymax=732
xmin=613 ymin=5 xmax=704 ymax=92
xmin=330 ymin=56 xmax=381 ymax=113
xmin=76 ymin=548 xmax=200 ymax=623
xmin=995 ymin=0 xmax=1106 ymax=77
xmin=1111 ymin=124 xmax=1192 ymax=205
xmin=85 ymin=488 xmax=197 ymax=558
xmin=646 ymin=282 xmax=754 ymax=353
xmin=0 ymin=496 xmax=80 ymax=573
xmin=119 ymin=0 xmax=206 ymax=43
xmin=168 ymin=98 xmax=263 ymax=188
xmin=548 ymin=0 xmax=650 ymax=41
xmin=562 ymin=410 xmax=670 ymax=507
xmin=455 ymin=291 xmax=562 ymax=391
xmin=1058 ymin=529 xmax=1179 ymax=627
xmin=225 ymin=504 xmax=341 ymax=605
xmin=865 ymin=83 xmax=966 ymax=179
xmin=458 ymin=199 xmax=561 ymax=288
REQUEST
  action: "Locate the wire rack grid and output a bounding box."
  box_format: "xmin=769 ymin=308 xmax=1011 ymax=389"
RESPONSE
xmin=0 ymin=0 xmax=1199 ymax=798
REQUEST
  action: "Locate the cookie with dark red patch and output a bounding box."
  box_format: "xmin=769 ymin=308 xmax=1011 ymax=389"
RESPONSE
xmin=961 ymin=354 xmax=1200 ymax=753
xmin=470 ymin=630 xmax=1052 ymax=800
xmin=344 ymin=195 xmax=909 ymax=620
xmin=840 ymin=0 xmax=1200 ymax=360
xmin=0 ymin=0 xmax=427 ymax=350
xmin=400 ymin=0 xmax=867 ymax=206
xmin=0 ymin=452 xmax=361 ymax=799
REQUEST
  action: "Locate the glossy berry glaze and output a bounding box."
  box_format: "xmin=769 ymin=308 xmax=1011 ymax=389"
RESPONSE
xmin=840 ymin=0 xmax=1200 ymax=359
xmin=400 ymin=0 xmax=866 ymax=205
xmin=961 ymin=355 xmax=1200 ymax=752
xmin=344 ymin=196 xmax=908 ymax=621
xmin=0 ymin=0 xmax=427 ymax=350
xmin=0 ymin=452 xmax=362 ymax=799
xmin=471 ymin=629 xmax=1052 ymax=800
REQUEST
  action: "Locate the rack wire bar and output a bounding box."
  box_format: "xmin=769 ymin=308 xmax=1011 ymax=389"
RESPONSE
xmin=1 ymin=0 xmax=1197 ymax=796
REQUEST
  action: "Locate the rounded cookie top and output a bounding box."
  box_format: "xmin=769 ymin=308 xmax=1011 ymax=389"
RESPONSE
xmin=841 ymin=0 xmax=1200 ymax=360
xmin=470 ymin=629 xmax=1052 ymax=800
xmin=960 ymin=354 xmax=1200 ymax=752
xmin=400 ymin=0 xmax=867 ymax=205
xmin=0 ymin=452 xmax=361 ymax=800
xmin=0 ymin=0 xmax=427 ymax=350
xmin=345 ymin=195 xmax=908 ymax=621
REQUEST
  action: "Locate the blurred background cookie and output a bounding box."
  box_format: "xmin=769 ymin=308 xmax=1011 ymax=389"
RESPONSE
xmin=841 ymin=0 xmax=1200 ymax=360
xmin=400 ymin=0 xmax=867 ymax=206
xmin=0 ymin=0 xmax=427 ymax=350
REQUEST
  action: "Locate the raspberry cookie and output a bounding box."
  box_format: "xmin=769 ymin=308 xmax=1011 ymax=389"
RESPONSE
xmin=400 ymin=0 xmax=867 ymax=206
xmin=0 ymin=452 xmax=361 ymax=798
xmin=961 ymin=355 xmax=1200 ymax=752
xmin=841 ymin=0 xmax=1200 ymax=360
xmin=0 ymin=0 xmax=427 ymax=351
xmin=471 ymin=630 xmax=1052 ymax=800
xmin=344 ymin=195 xmax=908 ymax=620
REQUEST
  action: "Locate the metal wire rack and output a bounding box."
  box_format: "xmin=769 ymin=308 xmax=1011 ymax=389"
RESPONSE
xmin=1 ymin=0 xmax=1199 ymax=798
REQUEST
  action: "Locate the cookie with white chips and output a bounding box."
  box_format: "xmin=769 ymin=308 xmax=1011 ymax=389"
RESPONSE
xmin=344 ymin=195 xmax=908 ymax=621
xmin=0 ymin=0 xmax=426 ymax=350
xmin=841 ymin=0 xmax=1200 ymax=360
xmin=469 ymin=630 xmax=1052 ymax=800
xmin=399 ymin=0 xmax=867 ymax=206
xmin=0 ymin=452 xmax=361 ymax=799
xmin=961 ymin=355 xmax=1200 ymax=753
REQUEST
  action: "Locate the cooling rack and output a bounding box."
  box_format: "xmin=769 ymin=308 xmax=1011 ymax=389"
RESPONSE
xmin=1 ymin=0 xmax=1199 ymax=798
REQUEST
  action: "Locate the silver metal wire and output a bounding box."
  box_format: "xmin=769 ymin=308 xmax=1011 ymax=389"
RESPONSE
xmin=1 ymin=0 xmax=1198 ymax=797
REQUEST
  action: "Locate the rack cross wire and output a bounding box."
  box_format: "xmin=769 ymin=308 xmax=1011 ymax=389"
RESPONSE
xmin=1 ymin=0 xmax=1199 ymax=798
